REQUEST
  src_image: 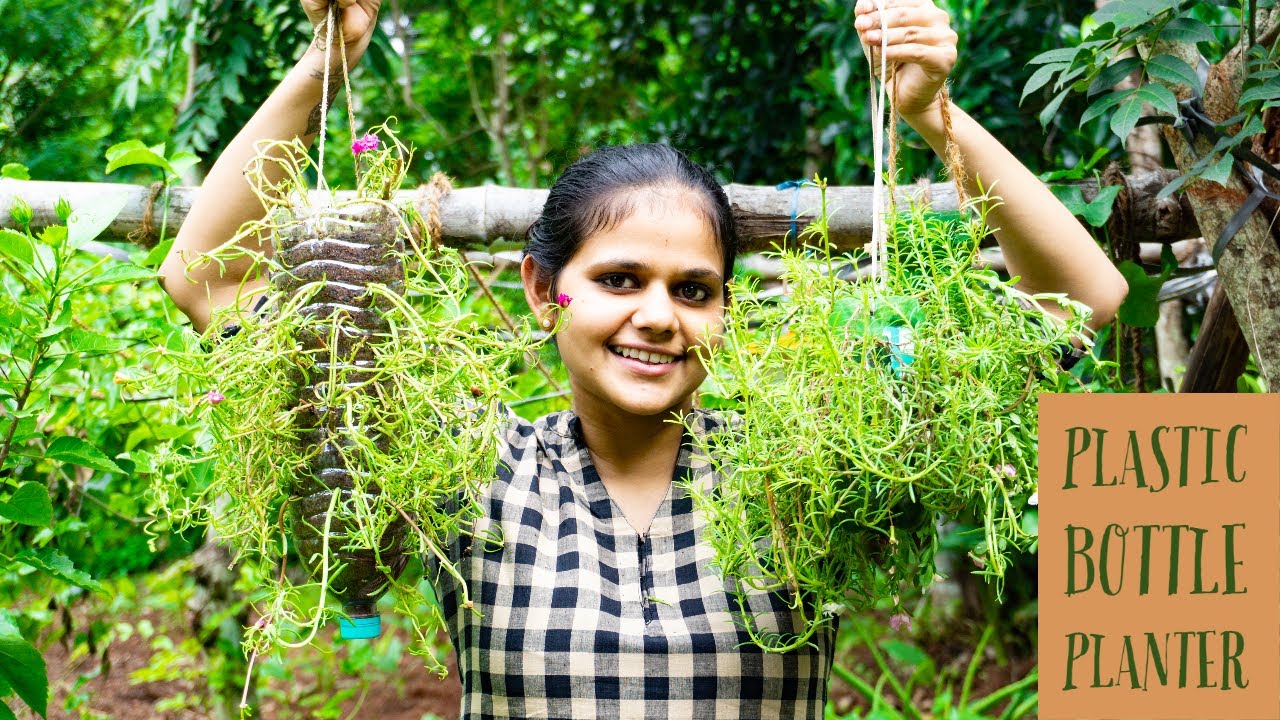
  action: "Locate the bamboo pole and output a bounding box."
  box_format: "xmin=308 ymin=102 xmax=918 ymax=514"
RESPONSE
xmin=0 ymin=170 xmax=1201 ymax=251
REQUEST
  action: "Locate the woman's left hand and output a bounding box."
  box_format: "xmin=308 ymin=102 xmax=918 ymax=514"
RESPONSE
xmin=854 ymin=0 xmax=959 ymax=118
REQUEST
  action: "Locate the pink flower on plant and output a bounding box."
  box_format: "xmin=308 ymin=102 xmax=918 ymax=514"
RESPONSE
xmin=205 ymin=390 xmax=225 ymax=406
xmin=888 ymin=611 xmax=912 ymax=632
xmin=1000 ymin=463 xmax=1016 ymax=478
xmin=556 ymin=293 xmax=573 ymax=307
xmin=351 ymin=133 xmax=380 ymax=155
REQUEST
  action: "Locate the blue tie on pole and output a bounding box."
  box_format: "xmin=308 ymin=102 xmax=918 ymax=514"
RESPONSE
xmin=775 ymin=179 xmax=812 ymax=242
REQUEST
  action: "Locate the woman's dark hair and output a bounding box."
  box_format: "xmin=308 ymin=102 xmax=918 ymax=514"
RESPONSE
xmin=524 ymin=144 xmax=738 ymax=290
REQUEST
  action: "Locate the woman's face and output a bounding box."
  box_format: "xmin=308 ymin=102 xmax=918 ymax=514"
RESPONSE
xmin=523 ymin=191 xmax=727 ymax=421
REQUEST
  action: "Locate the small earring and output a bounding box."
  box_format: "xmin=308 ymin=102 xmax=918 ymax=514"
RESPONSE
xmin=542 ymin=317 xmax=552 ymax=329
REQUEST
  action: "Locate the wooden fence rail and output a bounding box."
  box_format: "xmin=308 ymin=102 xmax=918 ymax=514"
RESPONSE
xmin=1 ymin=169 xmax=1199 ymax=251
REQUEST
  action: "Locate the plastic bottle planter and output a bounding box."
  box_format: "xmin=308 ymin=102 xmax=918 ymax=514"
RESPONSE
xmin=273 ymin=202 xmax=409 ymax=640
xmin=828 ymin=295 xmax=919 ymax=377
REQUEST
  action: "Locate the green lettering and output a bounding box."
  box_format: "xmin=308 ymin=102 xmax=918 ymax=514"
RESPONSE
xmin=1145 ymin=632 xmax=1169 ymax=688
xmin=1190 ymin=526 xmax=1220 ymax=594
xmin=1175 ymin=426 xmax=1196 ymax=487
xmin=1100 ymin=524 xmax=1127 ymax=596
xmin=1149 ymin=425 xmax=1170 ymax=492
xmin=1117 ymin=633 xmax=1142 ymax=689
xmin=1223 ymin=630 xmax=1248 ymax=689
xmin=1064 ymin=632 xmax=1089 ymax=690
xmin=1167 ymin=525 xmax=1187 ymax=595
xmin=1202 ymin=426 xmax=1219 ymax=484
xmin=1198 ymin=631 xmax=1216 ymax=688
xmin=1223 ymin=523 xmax=1247 ymax=594
xmin=1227 ymin=425 xmax=1247 ymax=483
xmin=1066 ymin=525 xmax=1095 ymax=596
xmin=1064 ymin=427 xmax=1092 ymax=490
xmin=1092 ymin=633 xmax=1115 ymax=687
xmin=1136 ymin=524 xmax=1160 ymax=595
xmin=1116 ymin=431 xmax=1144 ymax=487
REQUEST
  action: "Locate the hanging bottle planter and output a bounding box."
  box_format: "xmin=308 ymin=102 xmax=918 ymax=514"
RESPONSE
xmin=140 ymin=6 xmax=543 ymax=678
xmin=687 ymin=13 xmax=1095 ymax=650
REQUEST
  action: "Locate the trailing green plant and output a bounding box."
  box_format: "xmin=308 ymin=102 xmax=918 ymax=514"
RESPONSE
xmin=0 ymin=165 xmax=187 ymax=719
xmin=131 ymin=123 xmax=544 ymax=693
xmin=829 ymin=619 xmax=1038 ymax=720
xmin=687 ymin=178 xmax=1092 ymax=652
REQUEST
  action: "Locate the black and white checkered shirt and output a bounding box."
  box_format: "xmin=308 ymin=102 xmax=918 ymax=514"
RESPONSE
xmin=430 ymin=408 xmax=835 ymax=719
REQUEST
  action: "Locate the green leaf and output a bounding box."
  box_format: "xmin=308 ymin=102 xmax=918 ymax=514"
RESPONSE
xmin=168 ymin=152 xmax=200 ymax=177
xmin=59 ymin=328 xmax=128 ymax=355
xmin=104 ymin=140 xmax=175 ymax=176
xmin=1080 ymin=89 xmax=1134 ymax=127
xmin=1021 ymin=508 xmax=1039 ymax=537
xmin=45 ymin=436 xmax=123 ymax=474
xmin=880 ymin=639 xmax=930 ymax=668
xmin=1050 ymin=185 xmax=1087 ymax=216
xmin=1109 ymin=95 xmax=1145 ymax=143
xmin=1240 ymin=78 xmax=1280 ymax=105
xmin=1146 ymin=53 xmax=1200 ymax=91
xmin=0 ymin=229 xmax=34 ymax=267
xmin=1155 ymin=171 xmax=1193 ymax=200
xmin=0 ymin=164 xmax=29 ymax=181
xmin=1038 ymin=87 xmax=1072 ymax=129
xmin=1201 ymin=153 xmax=1234 ymax=185
xmin=13 ymin=548 xmax=106 ymax=595
xmin=1021 ymin=62 xmax=1065 ymax=104
xmin=0 ymin=634 xmax=47 ymax=718
xmin=66 ymin=193 xmax=129 ymax=250
xmin=0 ymin=699 xmax=17 ymax=720
xmin=1087 ymin=57 xmax=1142 ymax=98
xmin=1093 ymin=0 xmax=1168 ymax=29
xmin=1117 ymin=260 xmax=1165 ymax=328
xmin=80 ymin=263 xmax=157 ymax=288
xmin=0 ymin=483 xmax=52 ymax=526
xmin=1083 ymin=185 xmax=1123 ymax=227
xmin=1159 ymin=17 xmax=1216 ymax=44
xmin=141 ymin=237 xmax=174 ymax=269
xmin=1135 ymin=82 xmax=1179 ymax=115
xmin=1028 ymin=47 xmax=1081 ymax=65
xmin=1082 ymin=19 xmax=1115 ymax=41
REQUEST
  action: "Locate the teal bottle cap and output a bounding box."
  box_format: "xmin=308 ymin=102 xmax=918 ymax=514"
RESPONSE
xmin=338 ymin=614 xmax=381 ymax=640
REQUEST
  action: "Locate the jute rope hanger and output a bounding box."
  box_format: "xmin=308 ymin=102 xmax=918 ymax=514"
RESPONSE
xmin=860 ymin=0 xmax=969 ymax=285
xmin=315 ymin=0 xmax=361 ymax=197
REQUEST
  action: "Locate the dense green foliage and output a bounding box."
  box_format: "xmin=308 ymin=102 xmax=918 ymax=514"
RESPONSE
xmin=4 ymin=0 xmax=1101 ymax=188
xmin=2 ymin=0 xmax=1274 ymax=717
xmin=692 ymin=186 xmax=1088 ymax=652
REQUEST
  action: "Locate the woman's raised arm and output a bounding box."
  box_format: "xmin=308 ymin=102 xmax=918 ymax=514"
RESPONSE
xmin=855 ymin=0 xmax=1127 ymax=330
xmin=159 ymin=0 xmax=382 ymax=333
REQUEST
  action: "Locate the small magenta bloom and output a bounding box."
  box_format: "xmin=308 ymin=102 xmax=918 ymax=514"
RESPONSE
xmin=1000 ymin=463 xmax=1016 ymax=478
xmin=889 ymin=611 xmax=912 ymax=632
xmin=205 ymin=390 xmax=226 ymax=405
xmin=351 ymin=133 xmax=380 ymax=155
xmin=556 ymin=293 xmax=572 ymax=307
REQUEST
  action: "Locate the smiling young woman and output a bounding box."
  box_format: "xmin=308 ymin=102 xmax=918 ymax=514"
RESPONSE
xmin=157 ymin=0 xmax=1126 ymax=716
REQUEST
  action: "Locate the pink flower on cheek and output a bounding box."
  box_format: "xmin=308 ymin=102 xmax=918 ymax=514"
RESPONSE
xmin=555 ymin=293 xmax=572 ymax=307
xmin=351 ymin=133 xmax=380 ymax=155
xmin=205 ymin=390 xmax=225 ymax=406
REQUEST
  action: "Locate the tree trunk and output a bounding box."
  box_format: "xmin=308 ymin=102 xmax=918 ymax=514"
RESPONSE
xmin=1144 ymin=13 xmax=1280 ymax=389
xmin=1179 ymin=284 xmax=1251 ymax=392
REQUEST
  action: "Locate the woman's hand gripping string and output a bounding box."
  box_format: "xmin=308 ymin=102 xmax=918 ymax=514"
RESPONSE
xmin=854 ymin=0 xmax=959 ymax=118
xmin=302 ymin=0 xmax=383 ymax=69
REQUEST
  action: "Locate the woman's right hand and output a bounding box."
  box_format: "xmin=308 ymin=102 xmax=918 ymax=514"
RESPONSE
xmin=302 ymin=0 xmax=382 ymax=65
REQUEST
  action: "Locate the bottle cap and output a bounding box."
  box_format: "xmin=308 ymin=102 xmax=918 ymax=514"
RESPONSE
xmin=338 ymin=614 xmax=381 ymax=640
